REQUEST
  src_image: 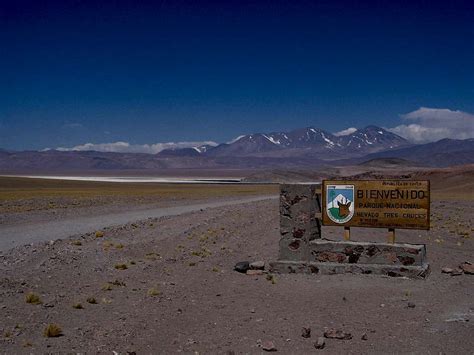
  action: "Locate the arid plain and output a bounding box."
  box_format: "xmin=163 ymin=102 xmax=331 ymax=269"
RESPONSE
xmin=0 ymin=166 xmax=473 ymax=353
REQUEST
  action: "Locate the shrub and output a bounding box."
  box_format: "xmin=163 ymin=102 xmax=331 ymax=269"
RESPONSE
xmin=25 ymin=292 xmax=42 ymax=305
xmin=43 ymin=324 xmax=62 ymax=337
xmin=147 ymin=287 xmax=161 ymax=297
xmin=72 ymin=303 xmax=83 ymax=309
xmin=114 ymin=263 xmax=128 ymax=270
xmin=86 ymin=297 xmax=97 ymax=304
xmin=95 ymin=231 xmax=104 ymax=238
xmin=71 ymin=240 xmax=82 ymax=246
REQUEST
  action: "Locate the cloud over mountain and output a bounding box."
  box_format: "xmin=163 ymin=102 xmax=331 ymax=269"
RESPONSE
xmin=52 ymin=141 xmax=218 ymax=154
xmin=388 ymin=107 xmax=474 ymax=143
xmin=334 ymin=127 xmax=357 ymax=136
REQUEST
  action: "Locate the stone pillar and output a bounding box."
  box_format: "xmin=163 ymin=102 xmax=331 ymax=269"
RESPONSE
xmin=278 ymin=184 xmax=321 ymax=262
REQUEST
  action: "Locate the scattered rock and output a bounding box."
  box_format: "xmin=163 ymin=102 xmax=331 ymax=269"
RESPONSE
xmin=246 ymin=269 xmax=264 ymax=276
xmin=441 ymin=267 xmax=454 ymax=274
xmin=361 ymin=333 xmax=368 ymax=341
xmin=301 ymin=327 xmax=311 ymax=338
xmin=407 ymin=302 xmax=416 ymax=308
xmin=234 ymin=261 xmax=250 ymax=273
xmin=460 ymin=262 xmax=474 ymax=275
xmin=250 ymin=261 xmax=265 ymax=270
xmin=324 ymin=329 xmax=352 ymax=340
xmin=261 ymin=340 xmax=277 ymax=352
xmin=314 ymin=337 xmax=325 ymax=349
xmin=450 ymin=269 xmax=463 ymax=276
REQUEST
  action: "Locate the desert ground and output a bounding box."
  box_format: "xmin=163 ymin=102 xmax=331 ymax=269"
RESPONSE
xmin=0 ymin=168 xmax=473 ymax=353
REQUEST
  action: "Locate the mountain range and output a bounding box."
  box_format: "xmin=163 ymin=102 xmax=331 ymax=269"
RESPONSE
xmin=159 ymin=125 xmax=409 ymax=159
xmin=1 ymin=125 xmax=473 ymax=172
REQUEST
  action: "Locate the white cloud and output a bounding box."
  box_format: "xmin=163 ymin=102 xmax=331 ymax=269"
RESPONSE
xmin=333 ymin=127 xmax=357 ymax=136
xmin=388 ymin=107 xmax=474 ymax=143
xmin=52 ymin=141 xmax=218 ymax=154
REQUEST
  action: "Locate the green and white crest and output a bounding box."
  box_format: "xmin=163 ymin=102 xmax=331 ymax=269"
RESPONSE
xmin=326 ymin=184 xmax=355 ymax=224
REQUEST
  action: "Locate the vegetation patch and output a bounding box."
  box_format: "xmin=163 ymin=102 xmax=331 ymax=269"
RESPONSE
xmin=147 ymin=287 xmax=161 ymax=297
xmin=43 ymin=324 xmax=62 ymax=338
xmin=86 ymin=297 xmax=97 ymax=304
xmin=25 ymin=292 xmax=42 ymax=305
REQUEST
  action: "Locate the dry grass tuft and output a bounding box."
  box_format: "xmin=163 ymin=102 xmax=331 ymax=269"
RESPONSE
xmin=110 ymin=279 xmax=126 ymax=286
xmin=22 ymin=341 xmax=33 ymax=347
xmin=72 ymin=303 xmax=83 ymax=309
xmin=145 ymin=252 xmax=160 ymax=261
xmin=114 ymin=263 xmax=128 ymax=270
xmin=102 ymin=283 xmax=113 ymax=291
xmin=266 ymin=274 xmax=277 ymax=284
xmin=101 ymin=297 xmax=112 ymax=304
xmin=95 ymin=231 xmax=104 ymax=238
xmin=71 ymin=240 xmax=82 ymax=246
xmin=86 ymin=297 xmax=97 ymax=304
xmin=25 ymin=292 xmax=42 ymax=305
xmin=147 ymin=287 xmax=161 ymax=297
xmin=115 ymin=243 xmax=124 ymax=249
xmin=43 ymin=324 xmax=62 ymax=338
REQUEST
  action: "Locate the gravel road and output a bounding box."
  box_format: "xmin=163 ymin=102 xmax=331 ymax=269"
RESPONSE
xmin=0 ymin=195 xmax=277 ymax=251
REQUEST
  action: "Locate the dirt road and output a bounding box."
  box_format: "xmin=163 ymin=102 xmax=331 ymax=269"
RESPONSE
xmin=0 ymin=195 xmax=276 ymax=251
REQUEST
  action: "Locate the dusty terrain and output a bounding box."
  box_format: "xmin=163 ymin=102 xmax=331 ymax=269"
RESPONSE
xmin=0 ymin=177 xmax=277 ymax=226
xmin=0 ymin=173 xmax=473 ymax=353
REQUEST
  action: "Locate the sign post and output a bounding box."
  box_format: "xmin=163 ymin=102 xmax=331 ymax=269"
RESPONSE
xmin=322 ymin=180 xmax=430 ymax=231
xmin=270 ymin=182 xmax=431 ymax=279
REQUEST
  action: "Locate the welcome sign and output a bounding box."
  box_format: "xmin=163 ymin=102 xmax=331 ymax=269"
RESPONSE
xmin=322 ymin=180 xmax=430 ymax=230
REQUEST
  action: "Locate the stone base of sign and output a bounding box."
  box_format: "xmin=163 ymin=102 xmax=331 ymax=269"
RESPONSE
xmin=270 ymin=239 xmax=430 ymax=279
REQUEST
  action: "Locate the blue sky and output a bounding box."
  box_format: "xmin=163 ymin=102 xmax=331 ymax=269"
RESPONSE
xmin=1 ymin=0 xmax=473 ymax=151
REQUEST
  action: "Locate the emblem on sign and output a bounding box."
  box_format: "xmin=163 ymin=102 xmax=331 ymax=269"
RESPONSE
xmin=326 ymin=184 xmax=355 ymax=224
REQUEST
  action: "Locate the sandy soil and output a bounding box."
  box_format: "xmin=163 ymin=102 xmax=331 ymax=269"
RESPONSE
xmin=0 ymin=197 xmax=473 ymax=353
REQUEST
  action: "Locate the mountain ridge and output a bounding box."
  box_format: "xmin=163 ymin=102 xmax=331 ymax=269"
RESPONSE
xmin=1 ymin=126 xmax=473 ymax=171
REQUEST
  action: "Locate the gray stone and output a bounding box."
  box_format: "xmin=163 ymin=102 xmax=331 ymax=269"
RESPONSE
xmin=250 ymin=261 xmax=265 ymax=270
xmin=234 ymin=261 xmax=250 ymax=273
xmin=261 ymin=340 xmax=277 ymax=352
xmin=324 ymin=328 xmax=352 ymax=340
xmin=301 ymin=327 xmax=311 ymax=338
xmin=460 ymin=262 xmax=474 ymax=275
xmin=361 ymin=333 xmax=368 ymax=341
xmin=450 ymin=269 xmax=463 ymax=276
xmin=314 ymin=337 xmax=325 ymax=349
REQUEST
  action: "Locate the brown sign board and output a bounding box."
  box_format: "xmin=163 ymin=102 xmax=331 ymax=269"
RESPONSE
xmin=322 ymin=180 xmax=430 ymax=230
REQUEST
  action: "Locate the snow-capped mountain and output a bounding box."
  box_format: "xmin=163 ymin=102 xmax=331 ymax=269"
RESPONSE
xmin=326 ymin=193 xmax=352 ymax=209
xmin=204 ymin=125 xmax=409 ymax=158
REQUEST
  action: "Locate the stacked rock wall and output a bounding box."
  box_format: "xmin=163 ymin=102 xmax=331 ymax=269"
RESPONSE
xmin=279 ymin=184 xmax=321 ymax=261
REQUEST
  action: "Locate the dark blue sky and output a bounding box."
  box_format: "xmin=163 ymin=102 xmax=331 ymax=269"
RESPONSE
xmin=1 ymin=0 xmax=473 ymax=150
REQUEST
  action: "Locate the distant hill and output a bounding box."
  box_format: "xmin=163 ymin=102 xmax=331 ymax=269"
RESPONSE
xmin=346 ymin=138 xmax=474 ymax=167
xmin=358 ymin=157 xmax=420 ymax=168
